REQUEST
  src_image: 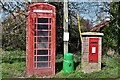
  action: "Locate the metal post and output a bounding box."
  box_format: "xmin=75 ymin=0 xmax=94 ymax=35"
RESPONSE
xmin=63 ymin=0 xmax=68 ymax=53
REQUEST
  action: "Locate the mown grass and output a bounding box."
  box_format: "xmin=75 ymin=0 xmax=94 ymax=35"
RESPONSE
xmin=1 ymin=49 xmax=26 ymax=78
xmin=1 ymin=62 xmax=26 ymax=78
xmin=1 ymin=49 xmax=120 ymax=78
xmin=55 ymin=54 xmax=120 ymax=78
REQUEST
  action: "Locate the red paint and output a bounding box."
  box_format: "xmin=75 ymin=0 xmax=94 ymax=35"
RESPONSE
xmin=89 ymin=38 xmax=98 ymax=63
xmin=26 ymin=3 xmax=56 ymax=77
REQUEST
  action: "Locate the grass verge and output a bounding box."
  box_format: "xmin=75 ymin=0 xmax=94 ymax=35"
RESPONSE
xmin=1 ymin=49 xmax=119 ymax=78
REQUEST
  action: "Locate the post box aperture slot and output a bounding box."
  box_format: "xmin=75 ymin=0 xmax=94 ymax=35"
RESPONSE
xmin=91 ymin=42 xmax=98 ymax=44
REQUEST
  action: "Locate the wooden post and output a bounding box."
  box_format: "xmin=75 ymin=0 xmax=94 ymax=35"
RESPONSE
xmin=0 ymin=6 xmax=3 ymax=48
xmin=63 ymin=0 xmax=68 ymax=53
xmin=0 ymin=23 xmax=2 ymax=48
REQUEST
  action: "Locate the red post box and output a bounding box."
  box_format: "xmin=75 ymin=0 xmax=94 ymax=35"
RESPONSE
xmin=26 ymin=3 xmax=56 ymax=77
xmin=89 ymin=38 xmax=98 ymax=63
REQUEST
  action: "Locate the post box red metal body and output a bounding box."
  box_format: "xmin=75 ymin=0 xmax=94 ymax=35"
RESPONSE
xmin=89 ymin=38 xmax=98 ymax=63
xmin=26 ymin=3 xmax=56 ymax=77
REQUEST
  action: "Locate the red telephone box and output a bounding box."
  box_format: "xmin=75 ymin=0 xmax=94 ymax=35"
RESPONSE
xmin=89 ymin=38 xmax=98 ymax=63
xmin=26 ymin=3 xmax=56 ymax=77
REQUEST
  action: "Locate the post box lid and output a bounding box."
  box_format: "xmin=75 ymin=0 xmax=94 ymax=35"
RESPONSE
xmin=82 ymin=32 xmax=104 ymax=36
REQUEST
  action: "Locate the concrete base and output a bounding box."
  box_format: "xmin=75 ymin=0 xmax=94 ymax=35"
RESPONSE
xmin=81 ymin=62 xmax=101 ymax=73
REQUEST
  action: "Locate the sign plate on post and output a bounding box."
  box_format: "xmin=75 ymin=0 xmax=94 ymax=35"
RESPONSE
xmin=63 ymin=32 xmax=69 ymax=41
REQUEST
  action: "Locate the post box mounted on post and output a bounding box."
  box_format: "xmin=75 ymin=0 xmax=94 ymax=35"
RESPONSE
xmin=26 ymin=3 xmax=56 ymax=77
xmin=81 ymin=32 xmax=104 ymax=73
